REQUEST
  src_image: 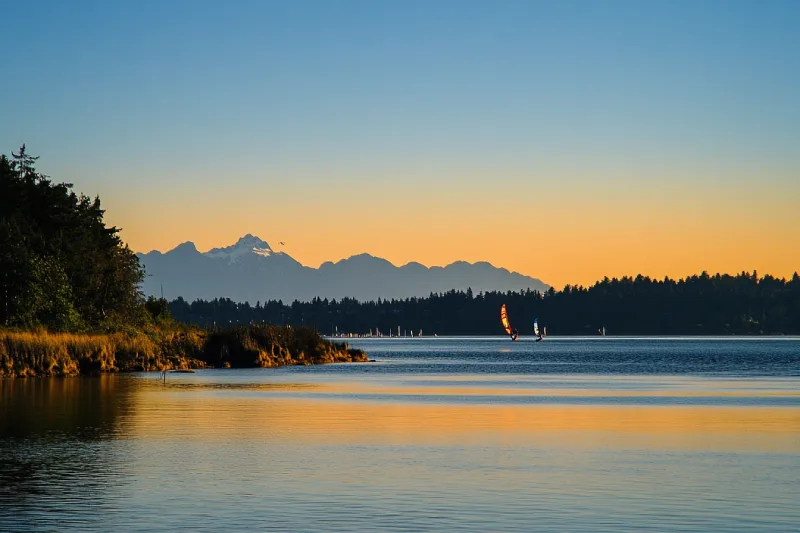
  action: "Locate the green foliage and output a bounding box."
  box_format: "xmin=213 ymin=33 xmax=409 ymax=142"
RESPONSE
xmin=0 ymin=145 xmax=145 ymax=331
xmin=145 ymin=296 xmax=173 ymax=324
xmin=0 ymin=219 xmax=81 ymax=330
xmin=28 ymin=255 xmax=83 ymax=331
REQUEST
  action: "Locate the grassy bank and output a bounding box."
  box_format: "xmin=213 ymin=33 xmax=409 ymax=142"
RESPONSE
xmin=0 ymin=325 xmax=368 ymax=378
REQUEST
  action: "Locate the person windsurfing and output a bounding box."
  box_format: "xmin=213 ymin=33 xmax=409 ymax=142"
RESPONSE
xmin=501 ymin=304 xmax=519 ymax=341
xmin=534 ymin=318 xmax=545 ymax=341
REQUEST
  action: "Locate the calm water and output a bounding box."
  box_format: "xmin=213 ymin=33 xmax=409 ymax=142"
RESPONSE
xmin=1 ymin=337 xmax=799 ymax=532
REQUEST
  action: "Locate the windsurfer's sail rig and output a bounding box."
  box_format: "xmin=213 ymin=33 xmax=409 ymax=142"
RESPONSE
xmin=534 ymin=317 xmax=545 ymax=341
xmin=500 ymin=304 xmax=518 ymax=341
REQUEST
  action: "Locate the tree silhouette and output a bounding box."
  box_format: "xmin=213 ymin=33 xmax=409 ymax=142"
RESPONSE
xmin=166 ymin=273 xmax=800 ymax=335
xmin=11 ymin=144 xmax=40 ymax=179
xmin=1 ymin=145 xmax=145 ymax=330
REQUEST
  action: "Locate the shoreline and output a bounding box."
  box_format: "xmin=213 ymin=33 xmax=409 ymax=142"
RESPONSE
xmin=0 ymin=325 xmax=368 ymax=379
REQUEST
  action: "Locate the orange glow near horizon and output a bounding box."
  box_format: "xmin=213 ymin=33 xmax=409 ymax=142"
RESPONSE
xmin=102 ymin=164 xmax=800 ymax=289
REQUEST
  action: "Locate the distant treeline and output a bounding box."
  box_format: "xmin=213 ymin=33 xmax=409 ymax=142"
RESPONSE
xmin=169 ymin=271 xmax=800 ymax=335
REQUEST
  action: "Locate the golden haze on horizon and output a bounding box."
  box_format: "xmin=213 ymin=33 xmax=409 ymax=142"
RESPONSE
xmin=102 ymin=167 xmax=800 ymax=289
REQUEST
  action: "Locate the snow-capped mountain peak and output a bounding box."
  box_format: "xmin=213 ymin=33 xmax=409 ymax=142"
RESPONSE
xmin=204 ymin=234 xmax=273 ymax=264
xmin=137 ymin=233 xmax=551 ymax=302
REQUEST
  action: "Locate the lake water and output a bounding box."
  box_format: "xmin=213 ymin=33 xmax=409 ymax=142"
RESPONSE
xmin=1 ymin=337 xmax=799 ymax=532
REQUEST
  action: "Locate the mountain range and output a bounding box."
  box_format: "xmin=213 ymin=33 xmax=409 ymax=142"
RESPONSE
xmin=136 ymin=234 xmax=550 ymax=303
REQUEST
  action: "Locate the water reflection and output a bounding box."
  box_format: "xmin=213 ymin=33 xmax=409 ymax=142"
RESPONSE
xmin=0 ymin=375 xmax=129 ymax=440
xmin=126 ymin=392 xmax=800 ymax=453
xmin=0 ymin=376 xmax=135 ymax=532
xmin=1 ymin=338 xmax=799 ymax=532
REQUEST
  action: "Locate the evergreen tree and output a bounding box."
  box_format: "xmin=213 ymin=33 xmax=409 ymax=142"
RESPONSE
xmin=0 ymin=145 xmax=145 ymax=331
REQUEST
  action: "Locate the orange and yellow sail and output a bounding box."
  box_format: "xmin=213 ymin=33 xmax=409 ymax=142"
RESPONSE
xmin=500 ymin=304 xmax=512 ymax=335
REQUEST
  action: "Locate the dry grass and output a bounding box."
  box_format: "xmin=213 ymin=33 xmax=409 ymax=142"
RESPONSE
xmin=0 ymin=328 xmax=207 ymax=378
xmin=0 ymin=325 xmax=366 ymax=378
xmin=201 ymin=325 xmax=368 ymax=368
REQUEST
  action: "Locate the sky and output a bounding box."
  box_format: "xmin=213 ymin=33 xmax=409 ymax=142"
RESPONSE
xmin=1 ymin=0 xmax=798 ymax=288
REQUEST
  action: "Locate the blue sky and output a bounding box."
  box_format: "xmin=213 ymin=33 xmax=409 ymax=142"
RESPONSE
xmin=2 ymin=0 xmax=798 ymax=285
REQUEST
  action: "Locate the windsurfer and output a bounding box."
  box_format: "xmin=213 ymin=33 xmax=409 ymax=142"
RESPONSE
xmin=533 ymin=318 xmax=544 ymax=342
xmin=501 ymin=304 xmax=519 ymax=341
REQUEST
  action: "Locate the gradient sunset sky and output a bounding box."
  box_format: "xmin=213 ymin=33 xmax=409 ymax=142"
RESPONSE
xmin=2 ymin=0 xmax=798 ymax=288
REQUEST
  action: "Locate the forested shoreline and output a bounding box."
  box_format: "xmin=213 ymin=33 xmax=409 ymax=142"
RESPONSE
xmin=168 ymin=272 xmax=800 ymax=336
xmin=0 ymin=146 xmax=365 ymax=377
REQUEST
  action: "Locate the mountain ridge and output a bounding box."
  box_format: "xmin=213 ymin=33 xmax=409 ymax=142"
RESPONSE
xmin=136 ymin=235 xmax=550 ymax=303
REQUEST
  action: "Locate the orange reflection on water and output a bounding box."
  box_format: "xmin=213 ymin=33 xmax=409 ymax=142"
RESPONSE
xmin=127 ymin=389 xmax=800 ymax=454
xmin=311 ymin=381 xmax=800 ymax=398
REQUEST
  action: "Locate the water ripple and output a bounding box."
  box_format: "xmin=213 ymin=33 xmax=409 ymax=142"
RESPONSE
xmin=1 ymin=338 xmax=798 ymax=532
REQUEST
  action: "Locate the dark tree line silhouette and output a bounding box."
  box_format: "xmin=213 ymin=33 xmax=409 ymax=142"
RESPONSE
xmin=169 ymin=271 xmax=800 ymax=335
xmin=1 ymin=146 xmax=148 ymax=330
